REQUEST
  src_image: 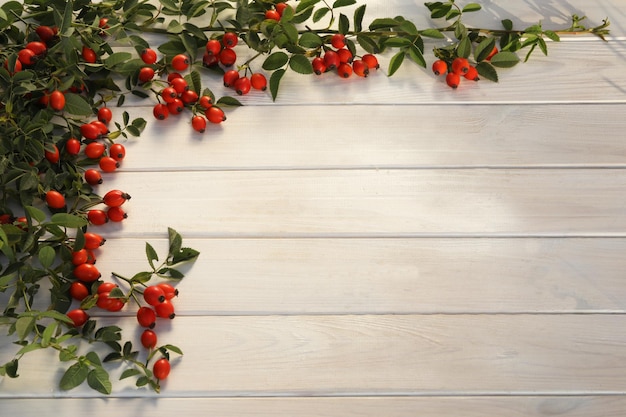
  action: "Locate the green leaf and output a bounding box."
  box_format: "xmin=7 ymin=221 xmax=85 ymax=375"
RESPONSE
xmin=338 ymin=13 xmax=350 ymax=35
xmin=489 ymin=51 xmax=520 ymax=68
xmin=146 ymin=242 xmax=159 ymax=268
xmin=456 ymin=36 xmax=472 ymax=58
xmin=120 ymin=368 xmax=142 ymax=380
xmin=162 ymin=344 xmax=183 ymax=355
xmin=462 ymin=3 xmax=481 ymax=12
xmin=543 ymin=30 xmax=560 ymax=42
xmin=299 ymin=32 xmax=323 ymax=48
xmin=537 ymin=37 xmax=548 ymax=55
xmin=369 ymin=18 xmax=400 ymax=31
xmin=131 ymin=271 xmax=153 ymax=284
xmin=476 ymin=61 xmax=498 ymax=82
xmin=215 ymin=96 xmax=243 ymax=107
xmin=384 ymin=37 xmax=412 ymax=48
xmin=87 ymin=367 xmax=112 ymax=395
xmin=312 ymin=7 xmax=329 ymax=23
xmin=474 ymin=37 xmax=497 ymax=62
xmin=356 ymin=34 xmax=380 ymax=54
xmin=63 ymin=93 xmax=93 ymax=116
xmin=170 ymin=247 xmax=200 ymax=265
xmin=262 ymin=52 xmax=289 ymax=71
xmin=289 ymin=54 xmax=313 ymax=74
xmin=333 ymin=0 xmax=356 ymax=7
xmin=3 ymin=359 xmax=19 ymax=378
xmin=59 ymin=362 xmax=89 ymax=391
xmin=86 ymin=351 xmax=102 ymax=367
xmin=354 ymin=4 xmax=366 ymax=33
xmin=105 ymin=52 xmax=133 ymax=69
xmin=38 ymin=245 xmax=55 ymax=269
xmin=407 ymin=44 xmax=426 ymax=68
xmin=501 ymin=19 xmax=513 ymax=31
xmin=387 ymin=51 xmax=405 ymax=76
xmin=15 ymin=316 xmax=35 ymax=341
xmin=25 ymin=206 xmax=46 ymax=223
xmin=269 ymin=68 xmax=286 ymax=101
xmin=168 ymin=227 xmax=182 ymax=257
xmin=50 ymin=213 xmax=88 ymax=228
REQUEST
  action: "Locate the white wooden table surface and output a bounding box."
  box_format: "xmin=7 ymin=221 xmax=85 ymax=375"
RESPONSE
xmin=2 ymin=0 xmax=626 ymax=415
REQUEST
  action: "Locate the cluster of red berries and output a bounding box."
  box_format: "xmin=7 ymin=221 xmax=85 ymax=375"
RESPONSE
xmin=312 ymin=34 xmax=379 ymax=79
xmin=432 ymin=48 xmax=497 ymax=89
xmin=137 ymin=47 xmax=226 ymax=133
xmin=223 ymin=70 xmax=267 ymax=96
xmin=264 ymin=2 xmax=291 ymax=21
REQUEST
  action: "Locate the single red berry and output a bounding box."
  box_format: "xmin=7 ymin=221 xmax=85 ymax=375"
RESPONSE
xmin=223 ymin=69 xmax=240 ymax=88
xmin=206 ymin=39 xmax=222 ymax=56
xmin=106 ymin=297 xmax=125 ymax=312
xmin=153 ymin=358 xmax=171 ymax=380
xmin=107 ymin=206 xmax=127 ymax=222
xmin=99 ymin=17 xmax=109 ymax=29
xmin=85 ymin=249 xmax=97 ymax=264
xmin=157 ymin=283 xmax=179 ymax=300
xmin=352 ymin=59 xmax=369 ymax=77
xmin=137 ymin=307 xmax=157 ymax=328
xmin=167 ymin=98 xmax=185 ymax=115
xmin=446 ymin=72 xmax=461 ymax=89
xmin=143 ymin=285 xmax=166 ymax=306
xmin=141 ymin=48 xmax=158 ymax=65
xmin=153 ymin=103 xmax=169 ymax=120
xmin=206 ymin=106 xmax=226 ymax=124
xmin=80 ymin=123 xmax=101 ymax=140
xmin=97 ymin=107 xmax=113 ymax=124
xmin=84 ymin=169 xmax=103 ymax=185
xmin=65 ymin=138 xmax=81 ymax=156
xmin=45 ymin=190 xmax=65 ymax=209
xmin=464 ymin=65 xmax=479 ymax=81
xmin=138 ymin=66 xmax=155 ymax=84
xmin=202 ymin=52 xmax=219 ymax=67
xmin=161 ymin=87 xmax=178 ymax=103
xmin=49 ymin=90 xmax=65 ymax=111
xmin=311 ymin=57 xmax=327 ymax=75
xmin=250 ymin=73 xmax=267 ymax=91
xmin=99 ymin=156 xmax=119 ymax=173
xmin=219 ymin=48 xmax=237 ymax=66
xmin=432 ymin=59 xmax=448 ymax=76
xmin=74 ymin=263 xmax=101 ymax=282
xmin=265 ymin=9 xmax=281 ymax=21
xmin=103 ymin=189 xmax=131 ymax=207
xmin=276 ymin=2 xmax=289 ymax=15
xmin=36 ymin=25 xmax=56 ymax=43
xmin=323 ymin=50 xmax=340 ymax=70
xmin=198 ymin=95 xmax=213 ymax=109
xmin=170 ymin=77 xmax=189 ymax=94
xmin=331 ymin=33 xmax=346 ymax=49
xmin=97 ymin=282 xmax=118 ymax=294
xmin=362 ymin=54 xmax=379 ymax=70
xmin=71 ymin=249 xmax=89 ymax=266
xmin=96 ymin=292 xmax=114 ymax=310
xmin=141 ymin=329 xmax=158 ymax=349
xmin=4 ymin=58 xmax=21 ymax=74
xmin=84 ymin=232 xmax=106 ymax=249
xmin=66 ymin=309 xmax=89 ymax=327
xmin=87 ymin=209 xmax=109 ymax=225
xmin=18 ymin=48 xmax=37 ymax=66
xmin=222 ymin=32 xmax=238 ymax=48
xmin=171 ymin=54 xmax=189 ymax=71
xmin=337 ymin=48 xmax=353 ymax=64
xmin=26 ymin=41 xmax=47 ymax=56
xmin=82 ymin=46 xmax=97 ymax=63
xmin=155 ymin=299 xmax=175 ymax=319
xmin=109 ymin=143 xmax=126 ymax=161
xmin=181 ymin=89 xmax=199 ymax=104
xmin=85 ymin=141 xmax=106 ymax=159
xmin=191 ymin=115 xmax=207 ymax=133
xmin=234 ymin=76 xmax=251 ymax=95
xmin=69 ymin=281 xmax=89 ymax=301
xmin=337 ymin=62 xmax=353 ymax=78
xmin=45 ymin=144 xmax=60 ymax=163
xmin=451 ymin=57 xmax=470 ymax=75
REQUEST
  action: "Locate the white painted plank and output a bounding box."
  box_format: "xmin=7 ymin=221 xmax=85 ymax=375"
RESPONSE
xmin=110 ymin=104 xmax=626 ymax=171
xmin=2 ymin=315 xmax=626 ymax=396
xmin=2 ymin=396 xmax=626 ymax=417
xmin=84 ymin=169 xmax=626 ymax=238
xmin=87 ymin=237 xmax=626 ymax=315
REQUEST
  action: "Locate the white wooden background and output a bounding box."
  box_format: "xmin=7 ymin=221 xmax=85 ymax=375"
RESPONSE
xmin=2 ymin=0 xmax=626 ymax=415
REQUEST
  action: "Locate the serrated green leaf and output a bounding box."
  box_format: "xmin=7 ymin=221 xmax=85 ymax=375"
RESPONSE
xmin=456 ymin=36 xmax=472 ymax=58
xmin=543 ymin=30 xmax=560 ymax=42
xmin=170 ymin=247 xmax=200 ymax=265
xmin=105 ymin=52 xmax=133 ymax=69
xmin=131 ymin=271 xmax=153 ymax=284
xmin=59 ymin=362 xmax=88 ymax=391
xmin=289 ymin=54 xmax=313 ymax=74
xmin=25 ymin=206 xmax=46 ymax=223
xmin=262 ymin=51 xmax=289 ymax=70
xmin=462 ymin=3 xmax=481 ymax=12
xmin=407 ymin=44 xmax=426 ymax=68
xmin=356 ymin=34 xmax=379 ymax=54
xmin=299 ymin=32 xmax=323 ymax=48
xmin=430 ymin=3 xmax=452 ymax=19
xmin=86 ymin=351 xmax=101 ymax=367
xmin=50 ymin=213 xmax=88 ymax=228
xmin=474 ymin=37 xmax=497 ymax=62
xmin=384 ymin=37 xmax=412 ymax=48
xmin=120 ymin=368 xmax=142 ymax=380
xmin=369 ymin=18 xmax=400 ymax=31
xmin=38 ymin=245 xmax=55 ymax=269
xmin=387 ymin=51 xmax=405 ymax=76
xmin=63 ymin=93 xmax=93 ymax=116
xmin=87 ymin=367 xmax=112 ymax=395
xmin=269 ymin=68 xmax=286 ymax=102
xmin=146 ymin=242 xmax=159 ymax=268
xmin=490 ymin=51 xmax=520 ymax=68
xmin=354 ymin=4 xmax=366 ymax=32
xmin=338 ymin=13 xmax=350 ymax=35
xmin=215 ymin=96 xmax=243 ymax=107
xmin=312 ymin=7 xmax=329 ymax=23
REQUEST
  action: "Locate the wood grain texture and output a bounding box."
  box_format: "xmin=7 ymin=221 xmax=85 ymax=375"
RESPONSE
xmin=2 ymin=396 xmax=626 ymax=417
xmin=93 ymin=169 xmax=626 ymax=238
xmin=2 ymin=315 xmax=626 ymax=396
xmin=93 ymin=237 xmax=626 ymax=315
xmin=114 ymin=104 xmax=626 ymax=171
